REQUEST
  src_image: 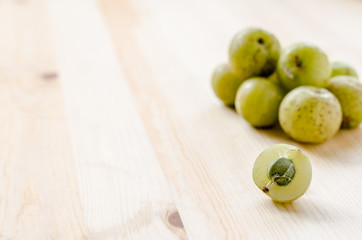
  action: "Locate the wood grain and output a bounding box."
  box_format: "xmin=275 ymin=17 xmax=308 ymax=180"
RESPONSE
xmin=47 ymin=0 xmax=186 ymax=239
xmin=0 ymin=0 xmax=361 ymax=239
xmin=0 ymin=0 xmax=85 ymax=239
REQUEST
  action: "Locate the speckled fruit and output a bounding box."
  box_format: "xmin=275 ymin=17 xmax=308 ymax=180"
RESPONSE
xmin=277 ymin=43 xmax=331 ymax=91
xmin=330 ymin=61 xmax=359 ymax=78
xmin=253 ymin=144 xmax=312 ymax=202
xmin=327 ymin=76 xmax=362 ymax=128
xmin=279 ymin=86 xmax=342 ymax=143
xmin=229 ymin=28 xmax=281 ymax=79
xmin=211 ymin=63 xmax=245 ymax=106
xmin=235 ymin=77 xmax=284 ymax=127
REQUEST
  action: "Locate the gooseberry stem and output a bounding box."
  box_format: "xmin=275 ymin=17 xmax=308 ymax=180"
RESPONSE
xmin=263 ymin=179 xmax=275 ymax=193
xmin=266 ymin=180 xmax=275 ymax=189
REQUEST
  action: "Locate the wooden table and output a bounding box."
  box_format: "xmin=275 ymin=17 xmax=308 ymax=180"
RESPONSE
xmin=1 ymin=0 xmax=362 ymax=239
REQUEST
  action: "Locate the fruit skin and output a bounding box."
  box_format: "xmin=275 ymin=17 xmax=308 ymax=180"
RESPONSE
xmin=267 ymin=71 xmax=280 ymax=85
xmin=330 ymin=61 xmax=359 ymax=78
xmin=229 ymin=28 xmax=281 ymax=79
xmin=235 ymin=77 xmax=284 ymax=127
xmin=252 ymin=144 xmax=312 ymax=203
xmin=279 ymin=86 xmax=342 ymax=143
xmin=277 ymin=43 xmax=331 ymax=91
xmin=327 ymin=76 xmax=362 ymax=128
xmin=268 ymin=71 xmax=288 ymax=93
xmin=211 ymin=63 xmax=245 ymax=106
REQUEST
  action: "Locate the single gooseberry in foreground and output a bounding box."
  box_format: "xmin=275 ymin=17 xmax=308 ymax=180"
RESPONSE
xmin=252 ymin=144 xmax=312 ymax=202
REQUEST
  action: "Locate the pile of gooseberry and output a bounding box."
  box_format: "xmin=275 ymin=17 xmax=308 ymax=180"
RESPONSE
xmin=211 ymin=27 xmax=362 ymax=202
xmin=212 ymin=27 xmax=362 ymax=144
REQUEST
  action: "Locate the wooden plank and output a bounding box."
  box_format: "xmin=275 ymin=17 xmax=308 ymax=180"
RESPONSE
xmin=0 ymin=0 xmax=85 ymax=239
xmin=47 ymin=0 xmax=187 ymax=239
xmin=99 ymin=0 xmax=362 ymax=239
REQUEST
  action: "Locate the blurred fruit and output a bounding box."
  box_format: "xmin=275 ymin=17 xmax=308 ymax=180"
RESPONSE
xmin=277 ymin=43 xmax=331 ymax=90
xmin=235 ymin=77 xmax=284 ymax=127
xmin=211 ymin=63 xmax=245 ymax=106
xmin=330 ymin=61 xmax=358 ymax=78
xmin=327 ymin=75 xmax=362 ymax=128
xmin=229 ymin=28 xmax=281 ymax=79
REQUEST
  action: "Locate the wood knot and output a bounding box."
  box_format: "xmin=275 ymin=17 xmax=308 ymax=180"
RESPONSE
xmin=41 ymin=72 xmax=58 ymax=80
xmin=167 ymin=211 xmax=184 ymax=228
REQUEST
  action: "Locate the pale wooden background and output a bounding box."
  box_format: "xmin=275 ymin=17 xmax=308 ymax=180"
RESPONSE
xmin=0 ymin=0 xmax=361 ymax=239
